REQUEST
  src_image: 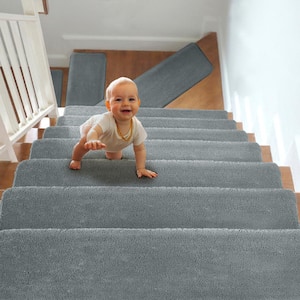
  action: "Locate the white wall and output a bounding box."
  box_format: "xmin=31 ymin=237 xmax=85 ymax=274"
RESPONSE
xmin=36 ymin=0 xmax=227 ymax=66
xmin=0 ymin=0 xmax=228 ymax=65
xmin=218 ymin=0 xmax=300 ymax=191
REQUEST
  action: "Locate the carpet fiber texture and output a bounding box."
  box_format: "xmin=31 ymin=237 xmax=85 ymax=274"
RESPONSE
xmin=43 ymin=126 xmax=249 ymax=141
xmin=13 ymin=159 xmax=283 ymax=189
xmin=56 ymin=115 xmax=238 ymax=129
xmin=134 ymin=43 xmax=213 ymax=107
xmin=65 ymin=52 xmax=106 ymax=106
xmin=1 ymin=187 xmax=298 ymax=230
xmin=1 ymin=228 xmax=300 ymax=299
xmin=64 ymin=106 xmax=228 ymax=119
xmin=30 ymin=139 xmax=263 ymax=162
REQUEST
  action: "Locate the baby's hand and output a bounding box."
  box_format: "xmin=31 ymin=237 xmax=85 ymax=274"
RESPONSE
xmin=136 ymin=168 xmax=158 ymax=179
xmin=84 ymin=140 xmax=106 ymax=150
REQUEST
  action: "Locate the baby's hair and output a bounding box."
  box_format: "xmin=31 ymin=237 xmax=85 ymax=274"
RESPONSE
xmin=106 ymin=77 xmax=138 ymax=100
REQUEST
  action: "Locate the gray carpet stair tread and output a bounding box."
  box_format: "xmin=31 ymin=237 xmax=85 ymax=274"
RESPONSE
xmin=65 ymin=52 xmax=106 ymax=106
xmin=56 ymin=116 xmax=237 ymax=129
xmin=134 ymin=43 xmax=213 ymax=107
xmin=64 ymin=105 xmax=229 ymax=119
xmin=43 ymin=126 xmax=249 ymax=141
xmin=30 ymin=139 xmax=263 ymax=162
xmin=50 ymin=70 xmax=63 ymax=106
xmin=1 ymin=187 xmax=298 ymax=230
xmin=1 ymin=228 xmax=300 ymax=299
xmin=13 ymin=159 xmax=283 ymax=189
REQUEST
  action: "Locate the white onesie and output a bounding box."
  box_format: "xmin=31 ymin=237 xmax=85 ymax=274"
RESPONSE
xmin=80 ymin=111 xmax=147 ymax=152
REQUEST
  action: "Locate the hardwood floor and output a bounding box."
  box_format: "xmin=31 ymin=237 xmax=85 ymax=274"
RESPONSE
xmin=0 ymin=32 xmax=299 ymax=220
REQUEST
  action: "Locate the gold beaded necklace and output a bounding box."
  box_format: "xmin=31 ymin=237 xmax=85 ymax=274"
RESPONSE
xmin=115 ymin=118 xmax=133 ymax=142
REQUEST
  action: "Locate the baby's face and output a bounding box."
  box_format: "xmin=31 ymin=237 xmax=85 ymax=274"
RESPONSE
xmin=106 ymin=82 xmax=140 ymax=122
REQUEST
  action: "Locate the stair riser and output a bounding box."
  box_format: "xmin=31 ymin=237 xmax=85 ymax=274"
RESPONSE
xmin=13 ymin=159 xmax=283 ymax=189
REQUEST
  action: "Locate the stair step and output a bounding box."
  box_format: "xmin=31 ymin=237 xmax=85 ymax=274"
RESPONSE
xmin=66 ymin=52 xmax=106 ymax=106
xmin=1 ymin=187 xmax=298 ymax=230
xmin=44 ymin=126 xmax=249 ymax=141
xmin=56 ymin=115 xmax=238 ymax=129
xmin=63 ymin=106 xmax=229 ymax=119
xmin=247 ymin=133 xmax=256 ymax=142
xmin=1 ymin=34 xmax=299 ymax=300
xmin=1 ymin=228 xmax=299 ymax=299
xmin=50 ymin=69 xmax=63 ymax=106
xmin=280 ymin=166 xmax=295 ymax=191
xmin=30 ymin=139 xmax=263 ymax=162
xmin=134 ymin=43 xmax=212 ymax=107
xmin=0 ymin=162 xmax=18 ymax=198
xmin=13 ymin=159 xmax=283 ymax=189
xmin=13 ymin=143 xmax=32 ymax=161
xmin=260 ymin=145 xmax=273 ymax=162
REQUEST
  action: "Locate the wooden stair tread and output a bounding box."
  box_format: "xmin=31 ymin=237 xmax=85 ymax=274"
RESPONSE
xmin=248 ymin=133 xmax=256 ymax=142
xmin=261 ymin=145 xmax=273 ymax=162
xmin=0 ymin=162 xmax=18 ymax=199
xmin=280 ymin=166 xmax=295 ymax=191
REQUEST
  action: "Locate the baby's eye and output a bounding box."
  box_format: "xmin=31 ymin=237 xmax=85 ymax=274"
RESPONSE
xmin=129 ymin=98 xmax=136 ymax=102
xmin=115 ymin=98 xmax=122 ymax=102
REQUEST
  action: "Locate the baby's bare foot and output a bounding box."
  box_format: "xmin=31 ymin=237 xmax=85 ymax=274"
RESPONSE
xmin=69 ymin=160 xmax=81 ymax=170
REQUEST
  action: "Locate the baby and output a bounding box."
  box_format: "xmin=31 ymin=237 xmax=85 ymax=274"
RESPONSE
xmin=69 ymin=77 xmax=158 ymax=178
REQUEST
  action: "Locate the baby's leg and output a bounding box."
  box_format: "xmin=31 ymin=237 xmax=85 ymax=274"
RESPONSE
xmin=69 ymin=125 xmax=91 ymax=169
xmin=106 ymin=151 xmax=123 ymax=160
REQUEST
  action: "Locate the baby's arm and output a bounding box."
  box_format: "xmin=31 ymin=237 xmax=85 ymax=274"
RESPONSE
xmin=133 ymin=143 xmax=158 ymax=178
xmin=84 ymin=124 xmax=106 ymax=150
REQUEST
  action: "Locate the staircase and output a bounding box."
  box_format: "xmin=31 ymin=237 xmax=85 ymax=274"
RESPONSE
xmin=1 ymin=104 xmax=300 ymax=298
xmin=1 ymin=29 xmax=300 ymax=297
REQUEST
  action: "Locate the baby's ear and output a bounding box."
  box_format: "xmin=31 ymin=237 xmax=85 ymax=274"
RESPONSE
xmin=105 ymin=100 xmax=111 ymax=111
xmin=138 ymin=98 xmax=141 ymax=106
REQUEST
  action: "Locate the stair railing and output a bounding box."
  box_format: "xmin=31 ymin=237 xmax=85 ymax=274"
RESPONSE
xmin=0 ymin=1 xmax=58 ymax=162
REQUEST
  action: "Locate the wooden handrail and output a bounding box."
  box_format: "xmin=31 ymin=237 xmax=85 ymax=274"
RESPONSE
xmin=39 ymin=0 xmax=49 ymax=15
